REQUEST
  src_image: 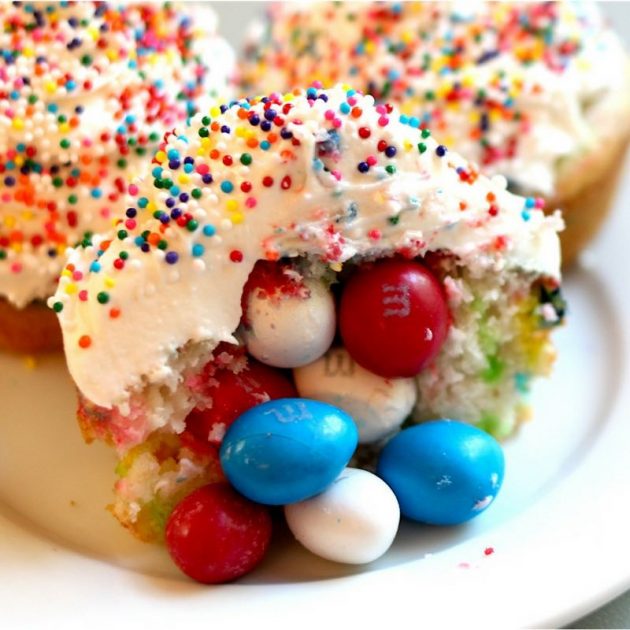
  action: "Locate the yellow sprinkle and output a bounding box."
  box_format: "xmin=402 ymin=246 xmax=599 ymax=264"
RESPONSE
xmin=155 ymin=151 xmax=166 ymax=163
xmin=178 ymin=174 xmax=190 ymax=184
xmin=210 ymin=106 xmax=221 ymax=117
xmin=65 ymin=283 xmax=77 ymax=295
xmin=11 ymin=243 xmax=22 ymax=253
xmin=87 ymin=27 xmax=99 ymax=40
xmin=59 ymin=123 xmax=70 ymax=133
xmin=146 ymin=201 xmax=156 ymax=212
xmin=235 ymin=127 xmax=247 ymax=138
xmin=106 ymin=49 xmax=119 ymax=62
xmin=14 ymin=156 xmax=24 ymax=166
xmin=22 ymin=47 xmax=34 ymax=58
xmin=401 ymin=30 xmax=414 ymax=45
xmin=104 ymin=277 xmax=115 ymax=289
xmin=230 ymin=212 xmax=244 ymax=224
xmin=4 ymin=216 xmax=16 ymax=228
xmin=11 ymin=118 xmax=24 ymax=130
xmin=44 ymin=81 xmax=56 ymax=93
xmin=61 ymin=269 xmax=72 ymax=278
xmin=403 ymin=140 xmax=413 ymax=152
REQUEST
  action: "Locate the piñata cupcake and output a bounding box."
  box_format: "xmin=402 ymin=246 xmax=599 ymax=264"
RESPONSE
xmin=51 ymin=85 xmax=564 ymax=550
xmin=241 ymin=1 xmax=630 ymax=266
xmin=0 ymin=1 xmax=234 ymax=353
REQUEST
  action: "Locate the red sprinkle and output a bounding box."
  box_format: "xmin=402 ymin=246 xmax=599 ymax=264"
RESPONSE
xmin=230 ymin=250 xmax=243 ymax=263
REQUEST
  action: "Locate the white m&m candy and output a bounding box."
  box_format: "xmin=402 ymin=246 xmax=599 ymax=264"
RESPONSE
xmin=293 ymin=347 xmax=417 ymax=443
xmin=243 ymin=277 xmax=336 ymax=368
xmin=285 ymin=468 xmax=400 ymax=565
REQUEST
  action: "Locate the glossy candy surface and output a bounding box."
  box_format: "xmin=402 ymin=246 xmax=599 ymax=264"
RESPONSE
xmin=376 ymin=420 xmax=505 ymax=525
xmin=285 ymin=467 xmax=400 ymax=564
xmin=242 ymin=262 xmax=336 ymax=368
xmin=185 ymin=357 xmax=296 ymax=445
xmin=220 ymin=398 xmax=358 ymax=505
xmin=165 ymin=483 xmax=272 ymax=584
xmin=294 ymin=346 xmax=416 ymax=443
xmin=339 ymin=258 xmax=450 ymax=378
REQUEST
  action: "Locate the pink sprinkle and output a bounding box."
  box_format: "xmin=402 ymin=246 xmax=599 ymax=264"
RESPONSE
xmin=125 ymin=219 xmax=137 ymax=230
xmin=368 ymin=229 xmax=381 ymax=241
xmin=348 ymin=96 xmax=357 ymax=106
xmin=10 ymin=262 xmax=22 ymax=274
xmin=331 ymin=170 xmax=342 ymax=181
xmin=245 ymin=197 xmax=257 ymax=209
xmin=312 ymin=80 xmax=323 ymax=89
xmin=196 ymin=164 xmax=209 ymax=175
xmin=378 ymin=116 xmax=389 ymax=127
xmin=1 ymin=193 xmax=10 ymax=203
xmin=375 ymin=104 xmax=387 ymax=114
xmin=79 ymin=290 xmax=88 ymax=301
xmin=324 ymin=110 xmax=335 ymax=121
xmin=366 ymin=155 xmax=377 ymax=166
xmin=332 ymin=118 xmax=342 ymax=128
xmin=484 ymin=547 xmax=495 ymax=556
xmin=72 ymin=271 xmax=83 ymax=281
xmin=128 ymin=184 xmax=139 ymax=196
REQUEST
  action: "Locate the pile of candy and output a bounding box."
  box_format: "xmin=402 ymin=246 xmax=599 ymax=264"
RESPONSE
xmin=165 ymin=255 xmax=505 ymax=583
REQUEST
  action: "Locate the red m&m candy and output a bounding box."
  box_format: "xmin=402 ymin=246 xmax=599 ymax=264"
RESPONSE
xmin=185 ymin=358 xmax=297 ymax=445
xmin=339 ymin=258 xmax=450 ymax=378
xmin=165 ymin=483 xmax=272 ymax=584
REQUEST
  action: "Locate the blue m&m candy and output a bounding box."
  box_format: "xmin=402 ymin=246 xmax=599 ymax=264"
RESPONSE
xmin=220 ymin=398 xmax=358 ymax=505
xmin=376 ymin=420 xmax=504 ymax=525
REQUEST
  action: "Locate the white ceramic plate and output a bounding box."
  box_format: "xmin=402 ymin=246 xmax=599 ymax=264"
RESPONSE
xmin=1 ymin=176 xmax=630 ymax=629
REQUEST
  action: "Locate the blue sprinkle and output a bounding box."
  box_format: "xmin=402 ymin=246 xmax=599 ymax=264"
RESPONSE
xmin=203 ymin=224 xmax=216 ymax=237
xmin=165 ymin=251 xmax=179 ymax=265
xmin=221 ymin=181 xmax=234 ymax=193
xmin=192 ymin=243 xmax=205 ymax=257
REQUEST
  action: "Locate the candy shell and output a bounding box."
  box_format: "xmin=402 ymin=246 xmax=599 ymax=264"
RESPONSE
xmin=285 ymin=468 xmax=400 ymax=564
xmin=294 ymin=347 xmax=416 ymax=443
xmin=243 ymin=278 xmax=336 ymax=368
xmin=376 ymin=420 xmax=504 ymax=525
xmin=220 ymin=398 xmax=358 ymax=505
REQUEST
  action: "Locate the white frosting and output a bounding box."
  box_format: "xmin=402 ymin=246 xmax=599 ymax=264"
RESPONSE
xmin=0 ymin=2 xmax=234 ymax=307
xmin=52 ymin=86 xmax=561 ymax=418
xmin=242 ymin=1 xmax=630 ymax=197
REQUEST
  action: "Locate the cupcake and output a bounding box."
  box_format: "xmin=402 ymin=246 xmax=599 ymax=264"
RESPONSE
xmin=51 ymin=85 xmax=564 ymax=546
xmin=241 ymin=1 xmax=630 ymax=266
xmin=0 ymin=1 xmax=234 ymax=353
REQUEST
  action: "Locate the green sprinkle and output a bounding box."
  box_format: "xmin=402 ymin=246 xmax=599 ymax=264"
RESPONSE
xmin=117 ymin=229 xmax=128 ymax=240
xmin=68 ymin=194 xmax=78 ymax=204
xmin=385 ymin=164 xmax=396 ymax=175
xmin=421 ymin=128 xmax=431 ymax=138
xmin=191 ymin=188 xmax=202 ymax=199
xmin=157 ymin=240 xmax=168 ymax=250
xmin=417 ymin=142 xmax=427 ymax=154
xmin=97 ymin=292 xmax=109 ymax=305
xmin=52 ymin=302 xmax=63 ymax=313
xmin=240 ymin=153 xmax=252 ymax=166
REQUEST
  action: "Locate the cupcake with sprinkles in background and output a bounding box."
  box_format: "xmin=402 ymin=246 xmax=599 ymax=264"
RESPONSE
xmin=241 ymin=1 xmax=630 ymax=266
xmin=0 ymin=1 xmax=234 ymax=353
xmin=51 ymin=84 xmax=563 ymax=550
